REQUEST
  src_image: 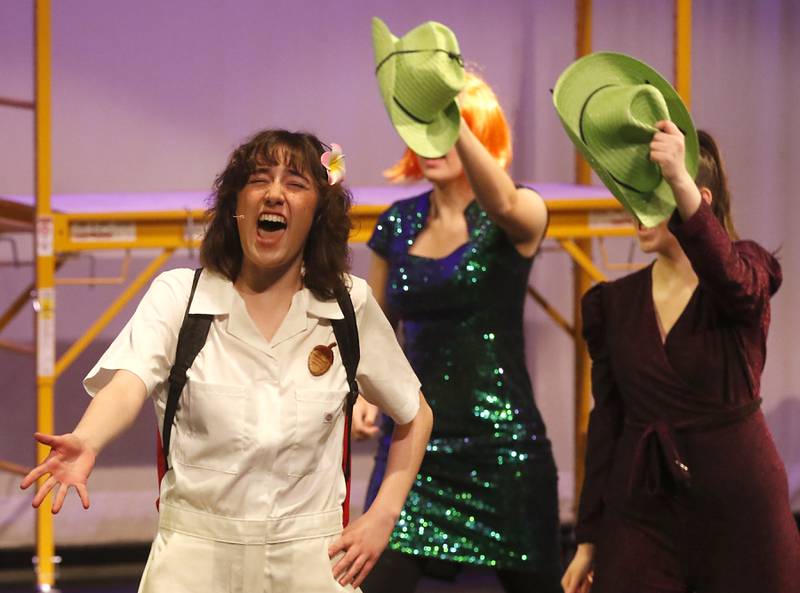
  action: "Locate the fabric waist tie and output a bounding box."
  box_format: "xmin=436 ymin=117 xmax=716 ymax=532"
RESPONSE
xmin=158 ymin=503 xmax=343 ymax=544
xmin=625 ymin=398 xmax=762 ymax=498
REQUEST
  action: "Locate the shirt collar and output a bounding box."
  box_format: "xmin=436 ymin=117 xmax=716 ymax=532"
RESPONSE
xmin=188 ymin=269 xmax=343 ymax=319
xmin=188 ymin=269 xmax=235 ymax=315
xmin=305 ymin=288 xmax=345 ymax=320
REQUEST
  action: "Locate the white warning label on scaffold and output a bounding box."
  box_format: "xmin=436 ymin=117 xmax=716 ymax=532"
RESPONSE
xmin=36 ymin=288 xmax=56 ymax=377
xmin=183 ymin=223 xmax=206 ymax=244
xmin=36 ymin=216 xmax=54 ymax=256
xmin=70 ymin=222 xmax=137 ymax=243
xmin=588 ymin=210 xmax=635 ymax=229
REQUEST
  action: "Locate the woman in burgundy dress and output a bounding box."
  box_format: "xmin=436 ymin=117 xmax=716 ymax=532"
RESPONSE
xmin=562 ymin=123 xmax=800 ymax=593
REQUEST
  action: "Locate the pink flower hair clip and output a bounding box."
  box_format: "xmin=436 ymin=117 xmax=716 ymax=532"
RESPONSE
xmin=321 ymin=143 xmax=346 ymax=185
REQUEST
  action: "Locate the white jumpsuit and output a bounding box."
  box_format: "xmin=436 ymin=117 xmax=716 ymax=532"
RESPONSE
xmin=84 ymin=269 xmax=421 ymax=593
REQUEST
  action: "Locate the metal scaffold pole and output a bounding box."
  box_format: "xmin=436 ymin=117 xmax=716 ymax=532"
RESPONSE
xmin=573 ymin=0 xmax=594 ymax=515
xmin=34 ymin=0 xmax=57 ymax=590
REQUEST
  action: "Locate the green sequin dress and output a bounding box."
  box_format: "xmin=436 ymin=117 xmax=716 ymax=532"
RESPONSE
xmin=365 ymin=191 xmax=560 ymax=573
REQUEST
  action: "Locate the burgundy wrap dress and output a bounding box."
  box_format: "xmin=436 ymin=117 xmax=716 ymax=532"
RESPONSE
xmin=576 ymin=200 xmax=800 ymax=593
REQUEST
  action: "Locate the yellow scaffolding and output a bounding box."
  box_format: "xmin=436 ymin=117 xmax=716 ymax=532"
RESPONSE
xmin=34 ymin=1 xmax=56 ymax=590
xmin=0 ymin=1 xmax=692 ymax=589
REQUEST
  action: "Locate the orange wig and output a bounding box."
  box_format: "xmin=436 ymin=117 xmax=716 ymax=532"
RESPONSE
xmin=384 ymin=71 xmax=513 ymax=182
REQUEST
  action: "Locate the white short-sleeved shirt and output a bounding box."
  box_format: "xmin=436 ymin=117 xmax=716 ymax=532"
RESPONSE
xmin=84 ymin=268 xmax=420 ymax=520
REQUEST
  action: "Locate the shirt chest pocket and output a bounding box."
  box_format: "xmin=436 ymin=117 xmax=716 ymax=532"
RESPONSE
xmin=174 ymin=381 xmax=250 ymax=475
xmin=288 ymin=388 xmax=347 ymax=477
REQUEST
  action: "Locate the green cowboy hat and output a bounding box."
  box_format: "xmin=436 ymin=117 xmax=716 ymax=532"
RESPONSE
xmin=371 ymin=17 xmax=466 ymax=158
xmin=553 ymin=52 xmax=699 ymax=227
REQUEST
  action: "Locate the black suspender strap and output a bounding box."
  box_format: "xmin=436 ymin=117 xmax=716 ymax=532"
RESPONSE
xmin=331 ymin=282 xmax=360 ymax=484
xmin=161 ymin=268 xmax=213 ymax=472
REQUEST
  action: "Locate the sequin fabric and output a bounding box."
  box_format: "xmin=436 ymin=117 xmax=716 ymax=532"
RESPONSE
xmin=365 ymin=191 xmax=560 ymax=571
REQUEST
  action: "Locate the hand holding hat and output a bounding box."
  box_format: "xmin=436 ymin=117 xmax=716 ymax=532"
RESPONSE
xmin=371 ymin=17 xmax=466 ymax=158
xmin=553 ymin=52 xmax=699 ymax=227
xmin=650 ymin=120 xmax=694 ymax=187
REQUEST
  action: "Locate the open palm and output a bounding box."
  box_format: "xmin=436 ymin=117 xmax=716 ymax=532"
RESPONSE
xmin=20 ymin=432 xmax=96 ymax=513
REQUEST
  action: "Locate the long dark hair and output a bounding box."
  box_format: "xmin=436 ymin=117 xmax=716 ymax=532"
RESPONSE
xmin=696 ymin=129 xmax=739 ymax=240
xmin=200 ymin=129 xmax=352 ymax=300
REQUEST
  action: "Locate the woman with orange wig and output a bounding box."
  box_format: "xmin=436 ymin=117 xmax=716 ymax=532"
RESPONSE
xmin=354 ymin=72 xmax=561 ymax=593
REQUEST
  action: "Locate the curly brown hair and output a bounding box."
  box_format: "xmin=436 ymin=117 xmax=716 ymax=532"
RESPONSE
xmin=200 ymin=129 xmax=353 ymax=300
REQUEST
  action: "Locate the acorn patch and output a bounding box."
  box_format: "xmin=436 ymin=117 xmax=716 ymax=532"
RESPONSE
xmin=308 ymin=342 xmax=337 ymax=376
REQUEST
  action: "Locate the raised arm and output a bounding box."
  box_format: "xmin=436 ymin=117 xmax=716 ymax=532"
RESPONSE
xmin=455 ymin=119 xmax=548 ymax=257
xmin=20 ymin=369 xmax=148 ymax=512
xmin=651 ymin=121 xmax=781 ymax=318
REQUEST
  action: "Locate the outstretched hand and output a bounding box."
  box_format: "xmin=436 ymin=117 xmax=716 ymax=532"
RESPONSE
xmin=328 ymin=507 xmax=396 ymax=588
xmin=20 ymin=432 xmax=96 ymax=513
